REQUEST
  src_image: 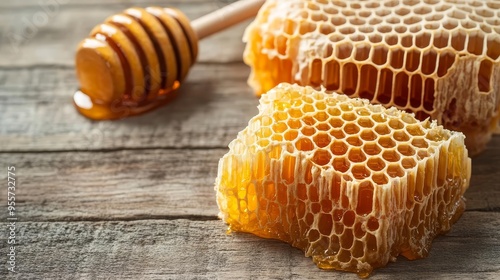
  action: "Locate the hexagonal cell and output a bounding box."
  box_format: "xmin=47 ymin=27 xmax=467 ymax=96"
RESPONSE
xmin=273 ymin=111 xmax=288 ymax=121
xmin=382 ymin=149 xmax=401 ymax=162
xmin=256 ymin=127 xmax=273 ymax=139
xmin=367 ymin=157 xmax=386 ymax=171
xmin=393 ymin=131 xmax=410 ymax=142
xmin=342 ymin=111 xmax=357 ymax=122
xmin=337 ymin=43 xmax=353 ymax=60
xmin=346 ymin=136 xmax=363 ymax=147
xmin=284 ymin=129 xmax=298 ymax=141
xmin=318 ymin=213 xmax=333 ymax=235
xmin=327 ymin=107 xmax=342 ymax=116
xmin=339 ymin=26 xmax=356 ymax=35
xmin=353 ymin=224 xmax=365 ymax=242
xmin=310 ymin=202 xmax=321 ymax=215
xmin=330 ymin=129 xmax=346 ymax=139
xmin=406 ymin=124 xmax=425 ymax=136
xmin=259 ymin=116 xmax=273 ymax=126
xmin=342 ymin=210 xmax=356 ymax=228
xmin=357 ymin=117 xmax=374 ymax=128
xmin=375 ymin=124 xmax=391 ymax=135
xmin=272 ymin=122 xmax=288 ymax=133
xmin=437 ymin=51 xmax=456 ymax=77
xmin=486 ymin=38 xmax=500 ymax=60
xmin=340 ymin=103 xmax=354 ymax=112
xmin=387 ymin=163 xmax=405 ymax=178
xmin=352 ymin=165 xmax=371 ymax=179
xmin=302 ymin=115 xmax=316 ymax=126
xmin=372 ymin=45 xmax=388 ymax=66
xmin=393 ymin=72 xmax=410 ymax=107
xmin=354 ymin=44 xmax=370 ymax=61
xmin=356 ymin=181 xmax=374 ymax=215
xmin=311 ymin=12 xmax=328 ymax=22
xmin=363 ymin=142 xmax=382 ymax=155
xmin=369 ymin=34 xmax=383 ymax=43
xmin=313 ymin=133 xmax=331 ymax=148
xmin=384 ymin=34 xmax=399 ymax=46
xmin=301 ymin=126 xmax=316 ymax=136
xmin=417 ymin=149 xmax=430 ymax=159
xmin=312 ymin=149 xmax=332 ymax=166
xmin=333 ymin=157 xmax=350 ymax=172
xmin=314 ymin=111 xmax=329 ymax=122
xmin=287 ymin=119 xmax=302 ymax=129
xmin=301 ymin=104 xmax=315 ymax=114
xmin=394 ymin=25 xmax=407 ymax=33
xmin=402 ymin=157 xmax=417 ymax=169
xmin=296 ymin=137 xmax=314 ymax=151
xmin=348 ymin=148 xmax=367 ymax=163
xmin=367 ymin=216 xmax=380 ymax=232
xmin=271 ymin=133 xmax=283 ymax=142
xmin=315 ymin=122 xmax=331 ymax=131
xmin=331 ymin=140 xmax=348 ymax=155
xmin=388 ymin=119 xmax=404 ymax=130
xmin=397 ymin=144 xmax=416 ymax=156
xmin=360 ymin=130 xmax=377 ymax=141
xmin=378 ymin=136 xmax=396 ymax=148
xmin=422 ymin=49 xmax=437 ymax=76
xmin=372 ymin=172 xmax=389 ymax=184
xmin=256 ymin=136 xmax=270 ymax=147
xmin=355 ymin=108 xmax=371 ymax=117
xmin=344 ymin=123 xmax=360 ymax=135
xmin=329 ymin=117 xmax=344 ymax=128
xmin=411 ymin=138 xmax=429 ymax=148
xmin=359 ymin=65 xmax=378 ymax=102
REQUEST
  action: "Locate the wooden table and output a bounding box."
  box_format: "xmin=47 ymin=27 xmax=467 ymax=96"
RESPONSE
xmin=1 ymin=0 xmax=499 ymax=278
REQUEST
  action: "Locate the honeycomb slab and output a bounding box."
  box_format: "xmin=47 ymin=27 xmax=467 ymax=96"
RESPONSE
xmin=243 ymin=0 xmax=500 ymax=155
xmin=215 ymin=83 xmax=471 ymax=277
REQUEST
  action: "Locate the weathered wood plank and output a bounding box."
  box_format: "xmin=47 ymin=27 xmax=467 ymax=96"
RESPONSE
xmin=0 ymin=149 xmax=225 ymax=221
xmin=0 ymin=0 xmax=249 ymax=66
xmin=1 ymin=212 xmax=499 ymax=279
xmin=0 ymin=147 xmax=498 ymax=222
xmin=2 ymin=61 xmax=500 ymax=156
xmin=0 ymin=63 xmax=259 ymax=151
xmin=468 ymin=143 xmax=500 ymax=211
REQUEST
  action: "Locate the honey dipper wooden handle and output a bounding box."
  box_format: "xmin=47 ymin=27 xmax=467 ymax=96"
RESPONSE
xmin=191 ymin=0 xmax=265 ymax=39
xmin=74 ymin=0 xmax=265 ymax=120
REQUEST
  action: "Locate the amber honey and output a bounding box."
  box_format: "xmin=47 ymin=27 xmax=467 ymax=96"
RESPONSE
xmin=216 ymin=83 xmax=471 ymax=277
xmin=243 ymin=0 xmax=500 ymax=155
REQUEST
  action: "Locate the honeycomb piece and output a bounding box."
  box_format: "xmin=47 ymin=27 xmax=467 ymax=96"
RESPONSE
xmin=243 ymin=0 xmax=500 ymax=155
xmin=215 ymin=83 xmax=471 ymax=277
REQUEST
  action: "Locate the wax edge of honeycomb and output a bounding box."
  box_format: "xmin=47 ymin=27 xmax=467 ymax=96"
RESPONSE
xmin=242 ymin=0 xmax=500 ymax=155
xmin=215 ymin=83 xmax=471 ymax=277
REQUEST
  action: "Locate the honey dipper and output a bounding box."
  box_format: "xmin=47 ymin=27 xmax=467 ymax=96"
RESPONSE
xmin=74 ymin=0 xmax=265 ymax=120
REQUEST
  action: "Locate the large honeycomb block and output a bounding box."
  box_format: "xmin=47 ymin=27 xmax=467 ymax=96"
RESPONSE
xmin=215 ymin=83 xmax=471 ymax=277
xmin=243 ymin=0 xmax=500 ymax=155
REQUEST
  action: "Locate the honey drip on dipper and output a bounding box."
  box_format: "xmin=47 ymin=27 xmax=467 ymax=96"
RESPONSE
xmin=74 ymin=0 xmax=265 ymax=120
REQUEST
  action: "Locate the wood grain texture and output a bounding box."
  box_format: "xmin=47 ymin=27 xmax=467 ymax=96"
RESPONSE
xmin=0 ymin=0 xmax=249 ymax=66
xmin=1 ymin=0 xmax=499 ymax=278
xmin=0 ymin=145 xmax=499 ymax=222
xmin=0 ymin=64 xmax=258 ymax=152
xmin=0 ymin=149 xmax=223 ymax=221
xmin=1 ymin=213 xmax=499 ymax=279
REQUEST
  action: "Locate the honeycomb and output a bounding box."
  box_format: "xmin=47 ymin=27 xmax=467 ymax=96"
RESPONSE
xmin=243 ymin=0 xmax=500 ymax=155
xmin=215 ymin=83 xmax=471 ymax=277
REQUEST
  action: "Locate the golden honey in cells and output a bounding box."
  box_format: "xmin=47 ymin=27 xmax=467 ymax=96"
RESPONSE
xmin=243 ymin=0 xmax=500 ymax=155
xmin=215 ymin=83 xmax=471 ymax=277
